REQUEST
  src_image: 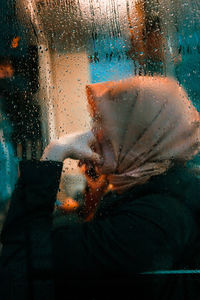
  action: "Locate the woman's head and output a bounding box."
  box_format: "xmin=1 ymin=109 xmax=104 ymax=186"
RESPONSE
xmin=86 ymin=76 xmax=200 ymax=192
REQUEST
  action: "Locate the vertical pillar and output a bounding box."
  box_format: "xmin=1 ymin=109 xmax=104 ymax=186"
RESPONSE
xmin=37 ymin=46 xmax=57 ymax=147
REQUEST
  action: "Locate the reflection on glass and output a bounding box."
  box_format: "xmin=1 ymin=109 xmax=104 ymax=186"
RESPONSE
xmin=1 ymin=0 xmax=200 ymax=202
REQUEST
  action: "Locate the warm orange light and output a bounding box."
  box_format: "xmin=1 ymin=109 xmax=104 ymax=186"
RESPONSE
xmin=57 ymin=197 xmax=79 ymax=213
xmin=0 ymin=63 xmax=14 ymax=79
xmin=11 ymin=36 xmax=20 ymax=48
xmin=106 ymin=184 xmax=114 ymax=191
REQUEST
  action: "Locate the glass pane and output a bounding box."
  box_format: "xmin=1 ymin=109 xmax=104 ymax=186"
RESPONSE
xmin=1 ymin=0 xmax=200 ymax=285
xmin=13 ymin=0 xmax=200 ymax=199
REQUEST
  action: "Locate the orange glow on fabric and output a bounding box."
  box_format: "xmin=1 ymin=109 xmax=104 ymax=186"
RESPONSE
xmin=11 ymin=36 xmax=20 ymax=48
xmin=79 ymin=164 xmax=109 ymax=222
xmin=57 ymin=197 xmax=79 ymax=213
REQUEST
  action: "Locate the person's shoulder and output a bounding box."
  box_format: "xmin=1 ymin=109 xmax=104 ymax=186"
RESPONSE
xmin=97 ymin=162 xmax=200 ymax=223
xmin=136 ymin=163 xmax=200 ymax=201
xmin=118 ymin=163 xmax=200 ymax=217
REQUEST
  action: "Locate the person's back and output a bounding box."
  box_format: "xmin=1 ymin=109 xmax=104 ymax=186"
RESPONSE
xmin=54 ymin=163 xmax=200 ymax=299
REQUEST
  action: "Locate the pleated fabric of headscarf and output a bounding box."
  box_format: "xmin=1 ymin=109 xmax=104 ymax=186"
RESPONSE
xmin=86 ymin=76 xmax=200 ymax=193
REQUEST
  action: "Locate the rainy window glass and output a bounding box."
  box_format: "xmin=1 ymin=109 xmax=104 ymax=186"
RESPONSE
xmin=0 ymin=0 xmax=200 ymax=277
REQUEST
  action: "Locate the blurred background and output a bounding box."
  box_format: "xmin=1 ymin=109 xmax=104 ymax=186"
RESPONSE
xmin=0 ymin=0 xmax=200 ymax=231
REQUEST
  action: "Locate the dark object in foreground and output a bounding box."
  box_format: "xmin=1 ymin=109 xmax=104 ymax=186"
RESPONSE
xmin=0 ymin=160 xmax=200 ymax=300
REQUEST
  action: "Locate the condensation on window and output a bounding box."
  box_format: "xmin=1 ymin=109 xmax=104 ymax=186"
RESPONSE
xmin=0 ymin=0 xmax=200 ymax=214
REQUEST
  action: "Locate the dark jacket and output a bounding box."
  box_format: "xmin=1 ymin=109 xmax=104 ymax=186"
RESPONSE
xmin=0 ymin=160 xmax=200 ymax=300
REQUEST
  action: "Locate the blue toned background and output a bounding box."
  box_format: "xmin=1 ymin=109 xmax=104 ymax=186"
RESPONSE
xmin=89 ymin=36 xmax=135 ymax=83
xmin=89 ymin=33 xmax=200 ymax=114
xmin=0 ymin=109 xmax=18 ymax=209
